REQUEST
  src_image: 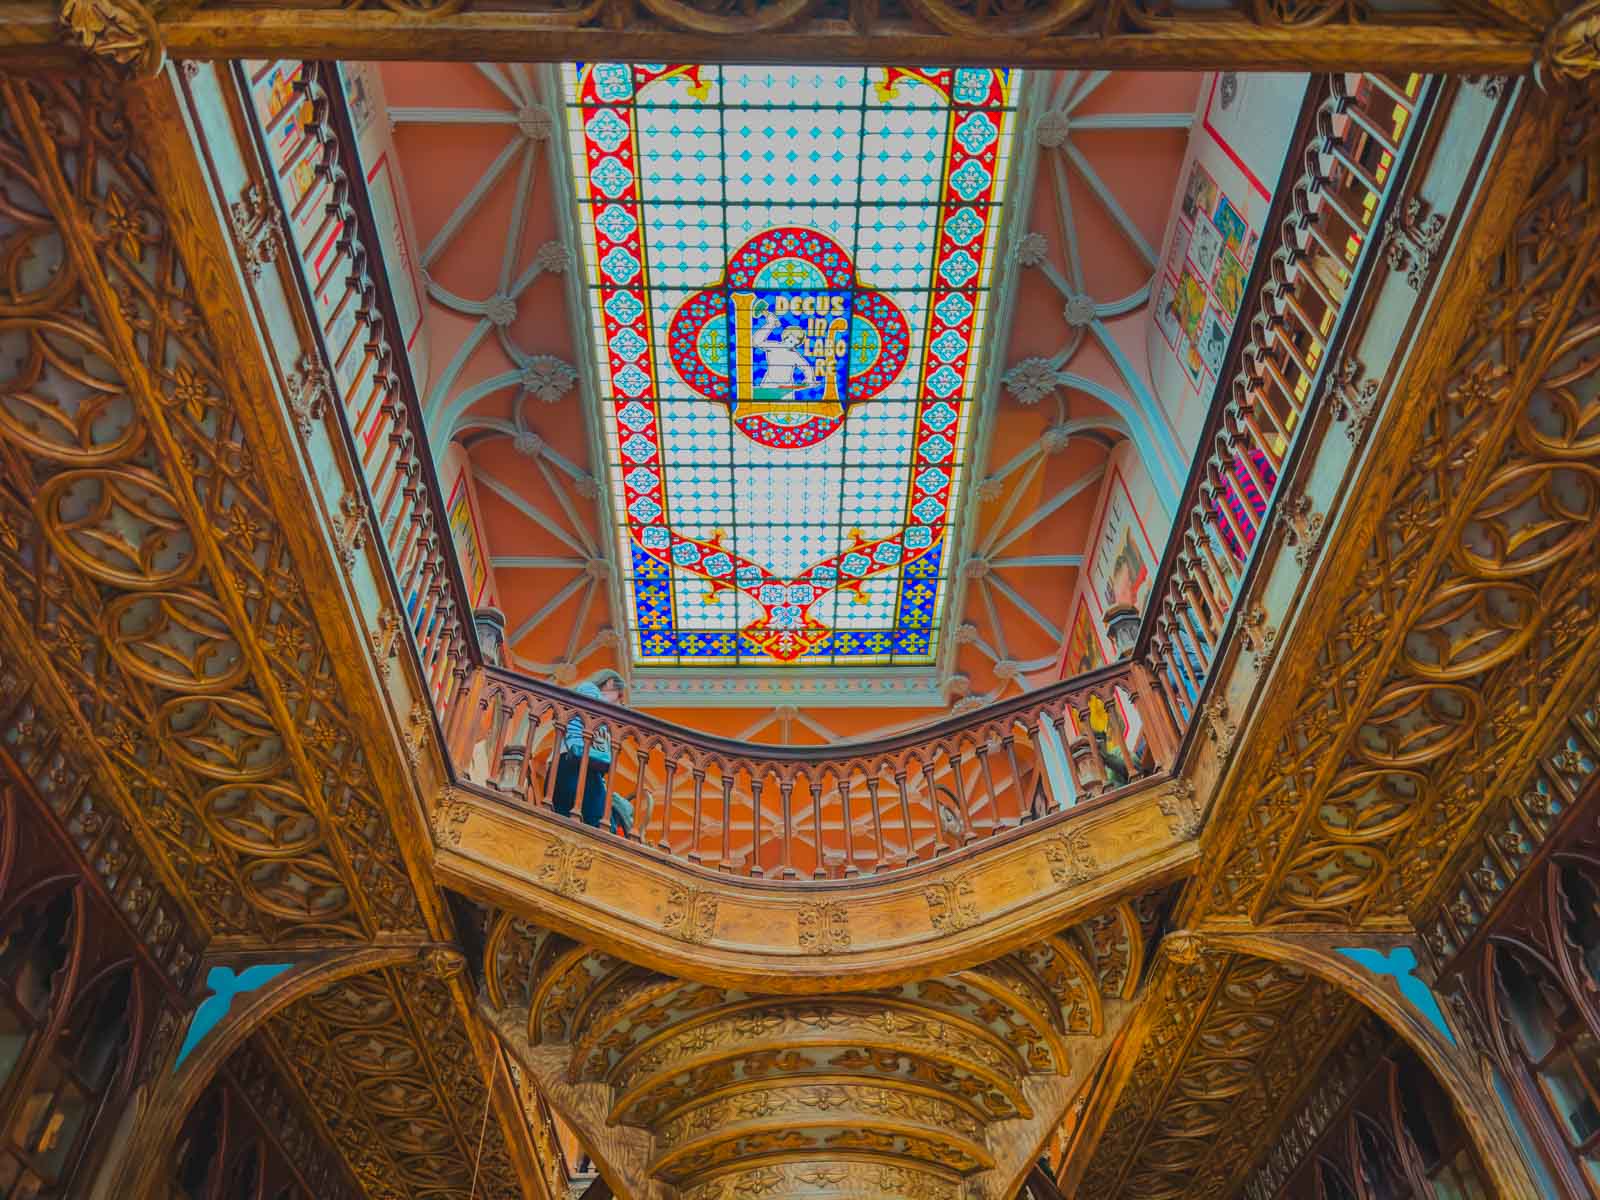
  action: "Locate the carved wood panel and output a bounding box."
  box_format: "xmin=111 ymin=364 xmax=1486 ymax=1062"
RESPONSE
xmin=0 ymin=69 xmax=421 ymax=943
xmin=264 ymin=964 xmax=523 ymax=1200
xmin=1195 ymin=85 xmax=1600 ymax=931
xmin=1074 ymin=949 xmax=1358 ymax=1199
xmin=25 ymin=0 xmax=1557 ymax=74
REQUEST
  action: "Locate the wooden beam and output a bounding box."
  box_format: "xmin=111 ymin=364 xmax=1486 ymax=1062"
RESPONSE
xmin=0 ymin=0 xmax=1541 ymax=72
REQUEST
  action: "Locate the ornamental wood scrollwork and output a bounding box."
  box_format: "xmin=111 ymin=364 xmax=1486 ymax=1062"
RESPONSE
xmin=797 ymin=898 xmax=851 ymax=953
xmin=1157 ymin=780 xmax=1202 ymax=839
xmin=536 ymin=837 xmax=594 ymax=898
xmin=57 ymin=0 xmax=164 ymax=76
xmin=1543 ymin=0 xmax=1600 ymax=83
xmin=487 ymin=902 xmax=1146 ymax=1200
xmin=0 ymin=71 xmax=421 ymax=943
xmin=924 ymin=872 xmax=979 ymax=932
xmin=1046 ymin=827 xmax=1097 ymax=885
xmin=662 ymin=883 xmax=718 ymax=945
xmin=1197 ymin=86 xmax=1600 ymax=931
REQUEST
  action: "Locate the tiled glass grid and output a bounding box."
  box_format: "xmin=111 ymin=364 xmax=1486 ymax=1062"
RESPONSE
xmin=566 ymin=64 xmax=1016 ymax=666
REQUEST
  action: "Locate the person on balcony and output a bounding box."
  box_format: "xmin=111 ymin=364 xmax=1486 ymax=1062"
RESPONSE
xmin=552 ymin=670 xmax=627 ymax=831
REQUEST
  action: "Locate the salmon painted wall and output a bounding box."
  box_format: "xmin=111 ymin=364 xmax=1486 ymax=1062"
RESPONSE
xmin=1148 ymin=72 xmax=1308 ymax=450
xmin=1057 ymin=441 xmax=1164 ymax=681
xmin=442 ymin=442 xmax=498 ymax=610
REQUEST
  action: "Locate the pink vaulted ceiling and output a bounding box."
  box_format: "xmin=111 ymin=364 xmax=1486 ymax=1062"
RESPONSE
xmin=377 ymin=62 xmax=1198 ymax=742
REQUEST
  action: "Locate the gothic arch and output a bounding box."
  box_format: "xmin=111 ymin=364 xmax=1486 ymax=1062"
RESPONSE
xmin=1187 ymin=929 xmax=1543 ymax=1199
xmin=90 ymin=943 xmax=436 ymax=1200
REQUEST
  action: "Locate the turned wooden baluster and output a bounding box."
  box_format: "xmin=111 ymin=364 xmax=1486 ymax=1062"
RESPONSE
xmin=778 ymin=774 xmax=797 ymax=878
xmin=865 ymin=775 xmax=886 ymax=871
xmin=656 ymin=758 xmax=677 ymax=855
xmin=974 ymin=741 xmax=1000 ymax=835
xmin=538 ymin=710 xmax=566 ymax=814
xmin=998 ymin=734 xmax=1025 ymax=828
xmin=688 ymin=766 xmax=706 ymax=864
xmin=719 ymin=772 xmax=733 ymax=866
xmin=947 ymin=751 xmax=975 ymax=846
xmin=837 ymin=771 xmax=857 ymax=876
xmin=890 ymin=769 xmax=914 ymax=864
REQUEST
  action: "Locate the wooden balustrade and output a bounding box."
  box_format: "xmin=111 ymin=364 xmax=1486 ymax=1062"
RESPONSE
xmin=447 ymin=661 xmax=1174 ymax=879
xmin=242 ymin=59 xmax=475 ymax=718
xmin=1136 ymin=71 xmax=1428 ymax=730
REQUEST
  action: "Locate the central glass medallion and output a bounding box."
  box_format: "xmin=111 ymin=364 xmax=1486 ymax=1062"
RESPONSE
xmin=667 ymin=228 xmax=910 ymax=450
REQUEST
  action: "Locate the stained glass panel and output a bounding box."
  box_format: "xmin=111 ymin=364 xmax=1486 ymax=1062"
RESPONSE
xmin=565 ymin=63 xmax=1018 ymax=666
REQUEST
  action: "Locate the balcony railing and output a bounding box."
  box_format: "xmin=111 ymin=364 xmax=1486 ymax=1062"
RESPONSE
xmin=447 ymin=659 xmax=1173 ymax=878
xmin=1136 ymin=71 xmax=1427 ymax=728
xmin=239 ymin=62 xmax=1433 ymax=881
xmin=244 ymin=59 xmax=475 ymax=716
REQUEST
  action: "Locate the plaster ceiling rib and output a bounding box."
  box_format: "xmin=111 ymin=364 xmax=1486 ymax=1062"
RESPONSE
xmin=490 ymin=556 xmax=588 ymax=569
xmin=1001 ymin=82 xmax=1199 ymax=515
xmin=981 ymin=464 xmax=1106 ymax=558
xmin=473 ymin=463 xmax=610 ymax=674
xmin=985 ymin=575 xmax=1066 ymax=645
xmin=477 ymin=470 xmax=591 ymax=557
xmin=389 ymin=107 xmax=518 ymax=125
xmin=476 ymin=61 xmax=528 ymax=107
xmin=992 ymin=555 xmax=1086 ymax=567
xmin=420 ymin=138 xmax=524 ymax=269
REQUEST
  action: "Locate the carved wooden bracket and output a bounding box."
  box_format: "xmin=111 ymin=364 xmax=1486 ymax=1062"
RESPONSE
xmin=57 ymin=0 xmax=165 ymax=75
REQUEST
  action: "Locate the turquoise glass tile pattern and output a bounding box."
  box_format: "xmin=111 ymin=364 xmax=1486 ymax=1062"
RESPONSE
xmin=565 ymin=64 xmax=1018 ymax=665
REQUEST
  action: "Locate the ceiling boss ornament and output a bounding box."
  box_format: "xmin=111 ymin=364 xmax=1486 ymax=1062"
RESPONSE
xmin=57 ymin=0 xmax=166 ymax=76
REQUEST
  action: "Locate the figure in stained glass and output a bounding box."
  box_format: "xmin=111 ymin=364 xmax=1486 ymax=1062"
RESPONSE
xmin=669 ymin=228 xmax=907 ymax=450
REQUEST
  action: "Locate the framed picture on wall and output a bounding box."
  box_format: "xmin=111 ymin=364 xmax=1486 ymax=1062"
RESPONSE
xmin=447 ymin=471 xmax=490 ymax=606
xmin=1064 ymin=598 xmax=1106 ymax=676
xmin=1090 ymin=467 xmax=1158 ymax=613
xmin=1181 ymin=161 xmax=1219 ymax=223
xmin=1190 ymin=214 xmax=1223 ymax=279
xmin=1154 ymin=278 xmax=1181 ymax=348
xmin=1214 ymin=196 xmax=1249 ymax=257
xmin=1199 ymin=309 xmax=1230 ymax=374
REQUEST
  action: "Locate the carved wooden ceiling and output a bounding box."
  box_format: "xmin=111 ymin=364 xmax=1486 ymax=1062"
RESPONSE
xmin=479 ymin=891 xmax=1164 ymax=1200
xmin=2 ymin=15 xmax=1600 ymax=1200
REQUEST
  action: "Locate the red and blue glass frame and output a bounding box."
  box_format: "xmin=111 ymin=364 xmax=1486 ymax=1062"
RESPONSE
xmin=570 ymin=63 xmax=1015 ymax=664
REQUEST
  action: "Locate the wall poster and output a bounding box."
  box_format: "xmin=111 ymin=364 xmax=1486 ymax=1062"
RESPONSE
xmin=1090 ymin=467 xmax=1158 ymax=614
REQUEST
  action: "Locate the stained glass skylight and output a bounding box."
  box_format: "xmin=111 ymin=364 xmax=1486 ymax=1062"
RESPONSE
xmin=565 ymin=63 xmax=1018 ymax=666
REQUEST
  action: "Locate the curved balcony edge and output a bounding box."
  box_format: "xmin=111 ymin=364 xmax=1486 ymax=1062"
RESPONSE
xmin=431 ymin=772 xmax=1196 ymax=993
